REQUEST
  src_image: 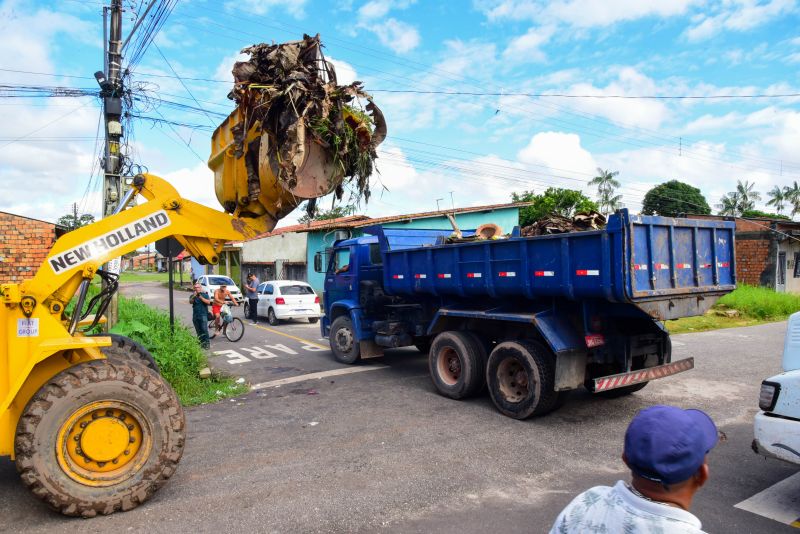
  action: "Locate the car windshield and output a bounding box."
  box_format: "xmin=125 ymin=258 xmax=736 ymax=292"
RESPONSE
xmin=208 ymin=276 xmax=234 ymax=286
xmin=279 ymin=285 xmax=314 ymax=295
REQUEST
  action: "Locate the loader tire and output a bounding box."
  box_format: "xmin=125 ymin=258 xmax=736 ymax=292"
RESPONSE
xmin=428 ymin=331 xmax=485 ymax=399
xmin=90 ymin=333 xmax=159 ymax=373
xmin=14 ymin=359 xmax=185 ymax=517
xmin=486 ymin=340 xmax=559 ymax=419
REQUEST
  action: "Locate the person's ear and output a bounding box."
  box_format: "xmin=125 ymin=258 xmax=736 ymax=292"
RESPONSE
xmin=695 ymin=463 xmax=709 ymax=488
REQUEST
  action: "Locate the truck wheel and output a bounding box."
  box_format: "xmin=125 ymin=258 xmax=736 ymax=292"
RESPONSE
xmin=14 ymin=359 xmax=185 ymax=517
xmin=89 ymin=333 xmax=159 ymax=373
xmin=268 ymin=308 xmax=279 ymax=326
xmin=428 ymin=331 xmax=485 ymax=399
xmin=486 ymin=340 xmax=559 ymax=419
xmin=330 ymin=316 xmax=361 ymax=364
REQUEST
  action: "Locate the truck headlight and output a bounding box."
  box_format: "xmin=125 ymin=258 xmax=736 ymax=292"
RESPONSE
xmin=758 ymin=381 xmax=781 ymax=411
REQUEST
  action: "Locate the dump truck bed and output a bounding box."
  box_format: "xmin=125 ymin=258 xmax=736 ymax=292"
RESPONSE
xmin=367 ymin=210 xmax=736 ymax=321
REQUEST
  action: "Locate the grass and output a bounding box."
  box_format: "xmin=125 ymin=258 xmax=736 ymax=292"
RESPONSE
xmin=119 ymin=271 xmax=170 ymax=283
xmin=112 ymin=296 xmax=248 ymax=405
xmin=666 ymin=285 xmax=800 ymax=334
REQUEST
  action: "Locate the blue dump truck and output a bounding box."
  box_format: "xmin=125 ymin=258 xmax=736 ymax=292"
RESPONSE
xmin=318 ymin=209 xmax=736 ymax=419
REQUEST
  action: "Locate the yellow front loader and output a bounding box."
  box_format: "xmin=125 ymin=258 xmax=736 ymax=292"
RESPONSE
xmin=0 ymin=90 xmax=375 ymax=515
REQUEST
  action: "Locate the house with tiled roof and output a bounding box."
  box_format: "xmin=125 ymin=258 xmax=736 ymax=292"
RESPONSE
xmin=238 ymin=202 xmax=528 ymax=293
xmin=0 ymin=211 xmax=66 ymax=283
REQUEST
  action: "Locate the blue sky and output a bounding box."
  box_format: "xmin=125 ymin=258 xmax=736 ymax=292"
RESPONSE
xmin=1 ymin=0 xmax=799 ymax=224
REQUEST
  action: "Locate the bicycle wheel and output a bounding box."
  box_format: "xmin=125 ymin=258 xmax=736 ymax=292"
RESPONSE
xmin=224 ymin=317 xmax=245 ymax=342
xmin=208 ymin=320 xmax=219 ymax=340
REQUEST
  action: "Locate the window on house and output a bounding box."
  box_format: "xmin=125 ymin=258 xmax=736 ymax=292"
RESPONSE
xmin=794 ymin=252 xmax=800 ymax=278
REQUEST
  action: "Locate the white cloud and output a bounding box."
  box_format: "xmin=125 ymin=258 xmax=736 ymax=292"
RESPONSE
xmin=327 ymin=57 xmax=358 ymax=85
xmin=476 ymin=0 xmax=697 ymax=27
xmin=359 ymin=0 xmax=416 ymax=20
xmin=368 ymin=18 xmax=421 ymax=54
xmin=502 ymin=25 xmax=555 ymax=62
xmin=517 ymin=132 xmax=597 ymax=178
xmin=226 ymin=0 xmax=308 ymax=19
xmin=685 ymin=0 xmax=797 ymax=41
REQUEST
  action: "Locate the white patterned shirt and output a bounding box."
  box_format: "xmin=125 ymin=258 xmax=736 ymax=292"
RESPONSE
xmin=549 ymin=480 xmax=706 ymax=534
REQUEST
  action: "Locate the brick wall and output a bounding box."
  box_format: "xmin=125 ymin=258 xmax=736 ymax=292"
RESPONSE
xmin=735 ymin=233 xmax=773 ymax=286
xmin=0 ymin=212 xmax=60 ymax=283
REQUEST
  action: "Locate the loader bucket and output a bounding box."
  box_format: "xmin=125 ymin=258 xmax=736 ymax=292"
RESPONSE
xmin=208 ymin=108 xmax=344 ymax=233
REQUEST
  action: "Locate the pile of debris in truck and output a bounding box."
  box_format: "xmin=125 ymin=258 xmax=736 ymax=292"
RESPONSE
xmin=520 ymin=210 xmax=606 ymax=236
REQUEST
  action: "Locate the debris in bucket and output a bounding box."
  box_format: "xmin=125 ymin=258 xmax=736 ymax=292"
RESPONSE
xmin=229 ymin=34 xmax=386 ymax=211
xmin=520 ymin=211 xmax=607 ymax=237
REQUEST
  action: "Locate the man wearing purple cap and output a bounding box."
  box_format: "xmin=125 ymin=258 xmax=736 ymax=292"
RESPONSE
xmin=550 ymin=405 xmax=719 ymax=533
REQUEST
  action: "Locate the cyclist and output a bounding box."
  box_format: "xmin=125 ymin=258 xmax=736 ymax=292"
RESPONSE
xmin=211 ymin=283 xmax=240 ymax=336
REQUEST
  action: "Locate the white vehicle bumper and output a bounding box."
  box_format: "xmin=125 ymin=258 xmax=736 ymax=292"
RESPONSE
xmin=273 ymin=307 xmax=321 ymax=320
xmin=753 ymin=411 xmax=800 ymax=466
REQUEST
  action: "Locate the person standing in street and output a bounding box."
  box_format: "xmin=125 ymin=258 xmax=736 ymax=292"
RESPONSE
xmin=190 ymin=282 xmax=211 ymax=349
xmin=245 ymin=273 xmax=259 ymax=325
xmin=549 ymin=405 xmax=719 ymax=534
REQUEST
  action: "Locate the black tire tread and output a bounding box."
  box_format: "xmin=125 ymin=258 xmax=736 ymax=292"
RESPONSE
xmin=428 ymin=331 xmax=485 ymax=399
xmin=14 ymin=359 xmax=185 ymax=517
xmin=90 ymin=333 xmax=159 ymax=372
xmin=486 ymin=339 xmax=559 ymax=419
xmin=330 ymin=316 xmax=361 ymax=364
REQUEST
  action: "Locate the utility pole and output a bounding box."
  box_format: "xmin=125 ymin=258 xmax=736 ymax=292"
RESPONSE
xmin=96 ymin=0 xmax=124 ymax=327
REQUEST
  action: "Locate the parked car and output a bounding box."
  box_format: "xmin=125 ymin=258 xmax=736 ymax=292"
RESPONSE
xmin=752 ymin=311 xmax=800 ymax=466
xmin=251 ymin=280 xmax=321 ymax=325
xmin=196 ymin=275 xmax=243 ymax=305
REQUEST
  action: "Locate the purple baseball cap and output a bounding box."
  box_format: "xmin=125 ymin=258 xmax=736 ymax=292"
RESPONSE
xmin=624 ymin=405 xmax=718 ymax=485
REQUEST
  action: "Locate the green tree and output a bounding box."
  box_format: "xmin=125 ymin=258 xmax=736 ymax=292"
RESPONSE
xmin=298 ymin=202 xmax=357 ymax=224
xmin=766 ymin=185 xmax=786 ymax=214
xmin=57 ymin=204 xmax=95 ymax=232
xmin=741 ymin=209 xmax=790 ymax=220
xmin=588 ymin=168 xmax=622 ymax=215
xmin=641 ymin=180 xmax=710 ymax=216
xmin=734 ymin=180 xmax=761 ymax=212
xmin=716 ymin=192 xmax=741 ymax=216
xmin=784 ymin=181 xmax=800 ymax=216
xmin=514 ymin=188 xmax=598 ymax=227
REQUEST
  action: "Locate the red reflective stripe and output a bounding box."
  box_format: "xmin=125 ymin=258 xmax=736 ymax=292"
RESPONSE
xmin=499 ymin=271 xmax=516 ymax=277
xmin=437 ymin=273 xmax=451 ymax=279
xmin=700 ymin=263 xmax=712 ymax=269
xmin=392 ymin=274 xmax=404 ymax=279
xmin=576 ymin=270 xmax=599 ymax=276
xmin=414 ymin=274 xmax=427 ymax=279
xmin=718 ymin=262 xmax=730 ymax=267
xmin=677 ymin=263 xmax=692 ymax=269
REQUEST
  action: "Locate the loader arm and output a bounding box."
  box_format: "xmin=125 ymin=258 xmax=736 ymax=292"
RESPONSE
xmin=0 ymin=173 xmax=274 ymax=456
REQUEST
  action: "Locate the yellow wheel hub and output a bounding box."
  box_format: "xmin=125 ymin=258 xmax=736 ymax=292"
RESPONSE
xmin=56 ymin=401 xmax=152 ymax=487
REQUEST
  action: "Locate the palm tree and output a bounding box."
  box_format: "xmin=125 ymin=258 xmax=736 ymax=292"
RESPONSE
xmin=589 ymin=168 xmax=622 ymax=214
xmin=717 ymin=192 xmax=741 ymax=216
xmin=766 ymin=186 xmax=786 ymax=214
xmin=734 ymin=180 xmax=761 ymax=213
xmin=784 ymin=181 xmax=800 ymax=217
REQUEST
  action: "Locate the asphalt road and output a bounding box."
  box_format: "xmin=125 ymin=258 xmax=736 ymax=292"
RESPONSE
xmin=1 ymin=281 xmax=797 ymax=533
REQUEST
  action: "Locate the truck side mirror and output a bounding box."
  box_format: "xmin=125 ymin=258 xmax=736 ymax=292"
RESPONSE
xmin=314 ymin=251 xmax=323 ymax=273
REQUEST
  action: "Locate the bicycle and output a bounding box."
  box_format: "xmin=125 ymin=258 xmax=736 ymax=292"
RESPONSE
xmin=208 ymin=312 xmax=245 ymax=342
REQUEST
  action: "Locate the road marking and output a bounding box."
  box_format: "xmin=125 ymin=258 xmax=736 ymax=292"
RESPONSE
xmin=734 ymin=471 xmax=800 ymax=527
xmin=251 ymin=365 xmax=386 ymax=390
xmin=252 ymin=324 xmax=329 ymax=349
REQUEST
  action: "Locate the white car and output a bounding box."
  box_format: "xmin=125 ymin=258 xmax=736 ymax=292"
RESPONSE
xmin=752 ymin=311 xmax=800 ymax=466
xmin=253 ymin=280 xmax=321 ymax=325
xmin=196 ymin=275 xmax=244 ymax=305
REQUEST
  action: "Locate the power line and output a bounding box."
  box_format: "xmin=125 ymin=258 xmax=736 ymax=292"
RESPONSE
xmin=153 ymin=43 xmax=218 ymax=127
xmin=369 ymin=88 xmax=800 ymax=100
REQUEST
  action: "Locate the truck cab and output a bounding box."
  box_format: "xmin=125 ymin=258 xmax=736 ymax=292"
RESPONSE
xmin=319 ymin=235 xmax=383 ymax=346
xmin=753 ymin=311 xmax=800 ymax=466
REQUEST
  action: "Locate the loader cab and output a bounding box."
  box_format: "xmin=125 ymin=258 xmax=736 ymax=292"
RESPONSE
xmin=319 ymin=235 xmax=383 ymax=337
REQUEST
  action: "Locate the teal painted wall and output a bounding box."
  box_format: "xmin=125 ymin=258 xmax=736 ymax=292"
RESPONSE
xmin=305 ymin=207 xmax=520 ymax=293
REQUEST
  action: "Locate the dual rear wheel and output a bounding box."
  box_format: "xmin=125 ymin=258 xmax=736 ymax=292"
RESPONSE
xmin=427 ymin=332 xmax=561 ymax=419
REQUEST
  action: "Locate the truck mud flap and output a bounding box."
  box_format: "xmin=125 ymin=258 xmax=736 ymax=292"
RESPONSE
xmin=592 ymin=357 xmax=694 ymax=393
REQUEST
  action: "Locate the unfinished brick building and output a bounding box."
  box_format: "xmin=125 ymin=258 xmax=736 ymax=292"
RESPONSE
xmin=693 ymin=215 xmax=800 ymax=293
xmin=0 ymin=211 xmax=66 ymax=283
